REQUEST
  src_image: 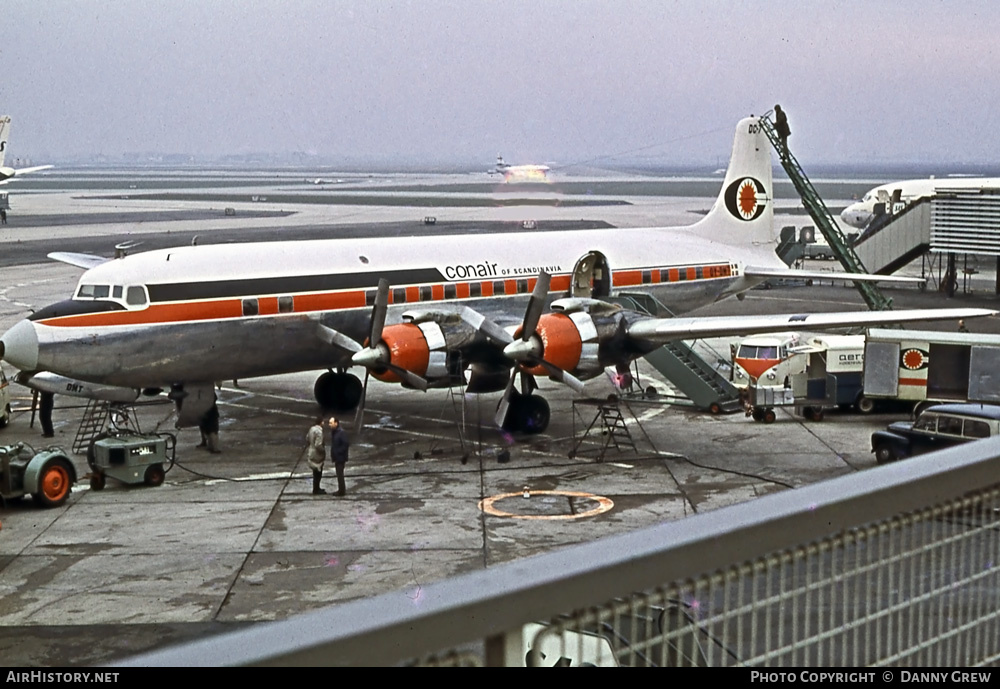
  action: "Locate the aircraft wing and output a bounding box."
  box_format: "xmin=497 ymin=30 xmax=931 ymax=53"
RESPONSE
xmin=625 ymin=307 xmax=997 ymax=344
xmin=744 ymin=265 xmax=925 ymax=285
xmin=14 ymin=164 xmax=54 ymax=175
xmin=47 ymin=252 xmax=109 ymax=269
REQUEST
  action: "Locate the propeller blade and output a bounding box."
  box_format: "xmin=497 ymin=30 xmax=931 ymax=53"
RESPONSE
xmin=495 ymin=370 xmax=518 ymax=427
xmin=353 ymin=369 xmax=370 ymax=433
xmin=385 ymin=363 xmax=429 ymax=391
xmin=520 ymin=271 xmax=551 ymax=340
xmin=458 ymin=306 xmax=513 ymax=346
xmin=370 ymin=278 xmax=390 ymax=345
xmin=317 ymin=323 xmax=363 ymax=354
xmin=533 ymin=359 xmax=585 ymax=393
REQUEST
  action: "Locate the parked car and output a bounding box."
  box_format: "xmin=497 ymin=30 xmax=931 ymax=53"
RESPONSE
xmin=870 ymin=403 xmax=1000 ymax=464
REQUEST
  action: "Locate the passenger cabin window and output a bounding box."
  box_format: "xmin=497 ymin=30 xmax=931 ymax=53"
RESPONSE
xmin=242 ymin=298 xmax=259 ymax=316
xmin=278 ymin=296 xmax=294 ymax=313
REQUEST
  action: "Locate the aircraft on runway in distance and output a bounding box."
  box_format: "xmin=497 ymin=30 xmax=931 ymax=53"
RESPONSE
xmin=490 ymin=154 xmax=551 ymax=182
xmin=1 ymin=115 xmax=995 ymax=437
xmin=841 ymin=175 xmax=1000 ymax=229
xmin=0 ymin=116 xmax=54 ymax=183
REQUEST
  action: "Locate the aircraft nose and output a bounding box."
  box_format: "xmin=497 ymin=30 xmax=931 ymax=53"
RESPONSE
xmin=840 ymin=206 xmax=863 ymax=228
xmin=0 ymin=319 xmax=40 ymax=371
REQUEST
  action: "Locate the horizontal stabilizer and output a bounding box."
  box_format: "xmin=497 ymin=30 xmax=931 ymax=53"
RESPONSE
xmin=47 ymin=252 xmax=109 ymax=270
xmin=745 ymin=265 xmax=925 ymax=285
xmin=626 ymin=308 xmax=997 ymax=344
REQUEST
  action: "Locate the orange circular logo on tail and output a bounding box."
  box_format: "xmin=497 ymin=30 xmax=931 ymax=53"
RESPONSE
xmin=724 ymin=177 xmax=768 ymax=221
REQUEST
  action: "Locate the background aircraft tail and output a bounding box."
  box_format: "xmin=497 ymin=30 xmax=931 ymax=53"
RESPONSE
xmin=0 ymin=116 xmax=10 ymax=168
xmin=688 ymin=116 xmax=774 ymax=249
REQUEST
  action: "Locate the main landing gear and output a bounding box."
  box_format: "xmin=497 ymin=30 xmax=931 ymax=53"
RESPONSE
xmin=314 ymin=370 xmax=363 ymax=413
xmin=500 ymin=391 xmax=551 ymax=434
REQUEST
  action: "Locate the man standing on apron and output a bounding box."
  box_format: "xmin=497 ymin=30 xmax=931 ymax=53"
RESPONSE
xmin=306 ymin=415 xmax=326 ymax=495
xmin=328 ymin=417 xmax=349 ymax=497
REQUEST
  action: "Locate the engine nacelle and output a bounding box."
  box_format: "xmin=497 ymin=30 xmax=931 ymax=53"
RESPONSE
xmin=371 ymin=322 xmax=448 ymax=384
xmin=517 ymin=311 xmax=612 ymax=379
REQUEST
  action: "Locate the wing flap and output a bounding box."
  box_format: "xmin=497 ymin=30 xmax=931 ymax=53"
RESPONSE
xmin=626 ymin=308 xmax=997 ymax=344
xmin=745 ymin=265 xmax=925 ymax=285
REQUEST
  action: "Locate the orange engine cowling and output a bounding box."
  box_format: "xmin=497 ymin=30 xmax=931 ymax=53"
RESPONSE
xmin=371 ymin=321 xmax=448 ymax=384
xmin=518 ymin=311 xmax=601 ymax=377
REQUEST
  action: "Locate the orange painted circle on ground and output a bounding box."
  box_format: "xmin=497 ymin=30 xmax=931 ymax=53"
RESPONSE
xmin=478 ymin=490 xmax=614 ymax=520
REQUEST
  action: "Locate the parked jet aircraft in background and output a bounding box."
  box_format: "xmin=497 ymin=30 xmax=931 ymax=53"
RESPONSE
xmin=841 ymin=176 xmax=1000 ymax=229
xmin=0 ymin=116 xmax=53 ymax=183
xmin=490 ymin=154 xmax=551 ymax=182
xmin=1 ymin=116 xmax=993 ymax=436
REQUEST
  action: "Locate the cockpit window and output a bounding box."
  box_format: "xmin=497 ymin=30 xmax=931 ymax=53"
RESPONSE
xmin=126 ymin=286 xmax=148 ymax=306
xmin=77 ymin=283 xmax=148 ymax=308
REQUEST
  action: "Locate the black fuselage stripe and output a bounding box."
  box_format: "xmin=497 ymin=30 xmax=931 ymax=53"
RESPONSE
xmin=145 ymin=268 xmax=446 ymax=303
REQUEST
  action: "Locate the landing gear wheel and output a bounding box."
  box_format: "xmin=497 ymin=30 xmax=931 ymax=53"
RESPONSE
xmin=144 ymin=464 xmax=165 ymax=487
xmin=856 ymin=396 xmax=875 ymax=414
xmin=314 ymin=372 xmax=364 ymax=412
xmin=33 ymin=458 xmax=74 ymax=507
xmin=519 ymin=396 xmax=550 ymax=434
xmin=90 ymin=472 xmax=106 ymax=491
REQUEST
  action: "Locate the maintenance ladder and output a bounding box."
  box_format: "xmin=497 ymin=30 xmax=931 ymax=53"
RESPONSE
xmin=757 ymin=115 xmax=893 ymax=312
xmin=71 ymin=400 xmax=141 ymax=455
xmin=570 ymin=398 xmax=639 ymax=461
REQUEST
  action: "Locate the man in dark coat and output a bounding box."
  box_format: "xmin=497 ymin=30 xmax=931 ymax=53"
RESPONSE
xmin=328 ymin=417 xmax=349 ymax=496
xmin=774 ymin=104 xmax=791 ymax=157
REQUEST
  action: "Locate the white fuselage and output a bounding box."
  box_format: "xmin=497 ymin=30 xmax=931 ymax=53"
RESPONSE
xmin=2 ymin=224 xmax=779 ymax=388
xmin=841 ymin=177 xmax=1000 ymax=229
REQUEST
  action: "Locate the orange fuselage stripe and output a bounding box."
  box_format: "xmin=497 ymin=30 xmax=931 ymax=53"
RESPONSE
xmin=38 ymin=264 xmax=733 ymax=328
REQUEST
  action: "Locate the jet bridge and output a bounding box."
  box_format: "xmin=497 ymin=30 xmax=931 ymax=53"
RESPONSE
xmin=852 ymin=198 xmax=932 ymax=275
xmin=853 ymin=188 xmax=1000 ymax=296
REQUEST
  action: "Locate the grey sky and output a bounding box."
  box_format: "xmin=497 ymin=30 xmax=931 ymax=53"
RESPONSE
xmin=4 ymin=0 xmax=999 ymax=166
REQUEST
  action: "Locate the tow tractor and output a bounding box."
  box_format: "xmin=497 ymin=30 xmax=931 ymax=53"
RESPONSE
xmin=86 ymin=431 xmax=176 ymax=490
xmin=0 ymin=442 xmax=78 ymax=507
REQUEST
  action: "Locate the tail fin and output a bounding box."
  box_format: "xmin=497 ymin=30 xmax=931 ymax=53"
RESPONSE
xmin=0 ymin=116 xmax=10 ymax=168
xmin=690 ymin=116 xmax=774 ymax=248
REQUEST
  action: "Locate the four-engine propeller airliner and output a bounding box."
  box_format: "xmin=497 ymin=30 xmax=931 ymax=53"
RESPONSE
xmin=1 ymin=116 xmax=994 ymax=435
xmin=0 ymin=116 xmax=54 ymax=183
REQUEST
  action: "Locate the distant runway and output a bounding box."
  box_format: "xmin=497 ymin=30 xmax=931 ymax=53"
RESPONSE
xmin=0 ymin=218 xmax=613 ymax=267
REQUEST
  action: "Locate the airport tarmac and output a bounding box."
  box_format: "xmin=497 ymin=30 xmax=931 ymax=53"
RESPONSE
xmin=2 ymin=174 xmax=999 ymax=666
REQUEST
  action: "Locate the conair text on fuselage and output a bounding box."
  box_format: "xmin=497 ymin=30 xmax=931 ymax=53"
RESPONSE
xmin=442 ymin=262 xmax=562 ymax=280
